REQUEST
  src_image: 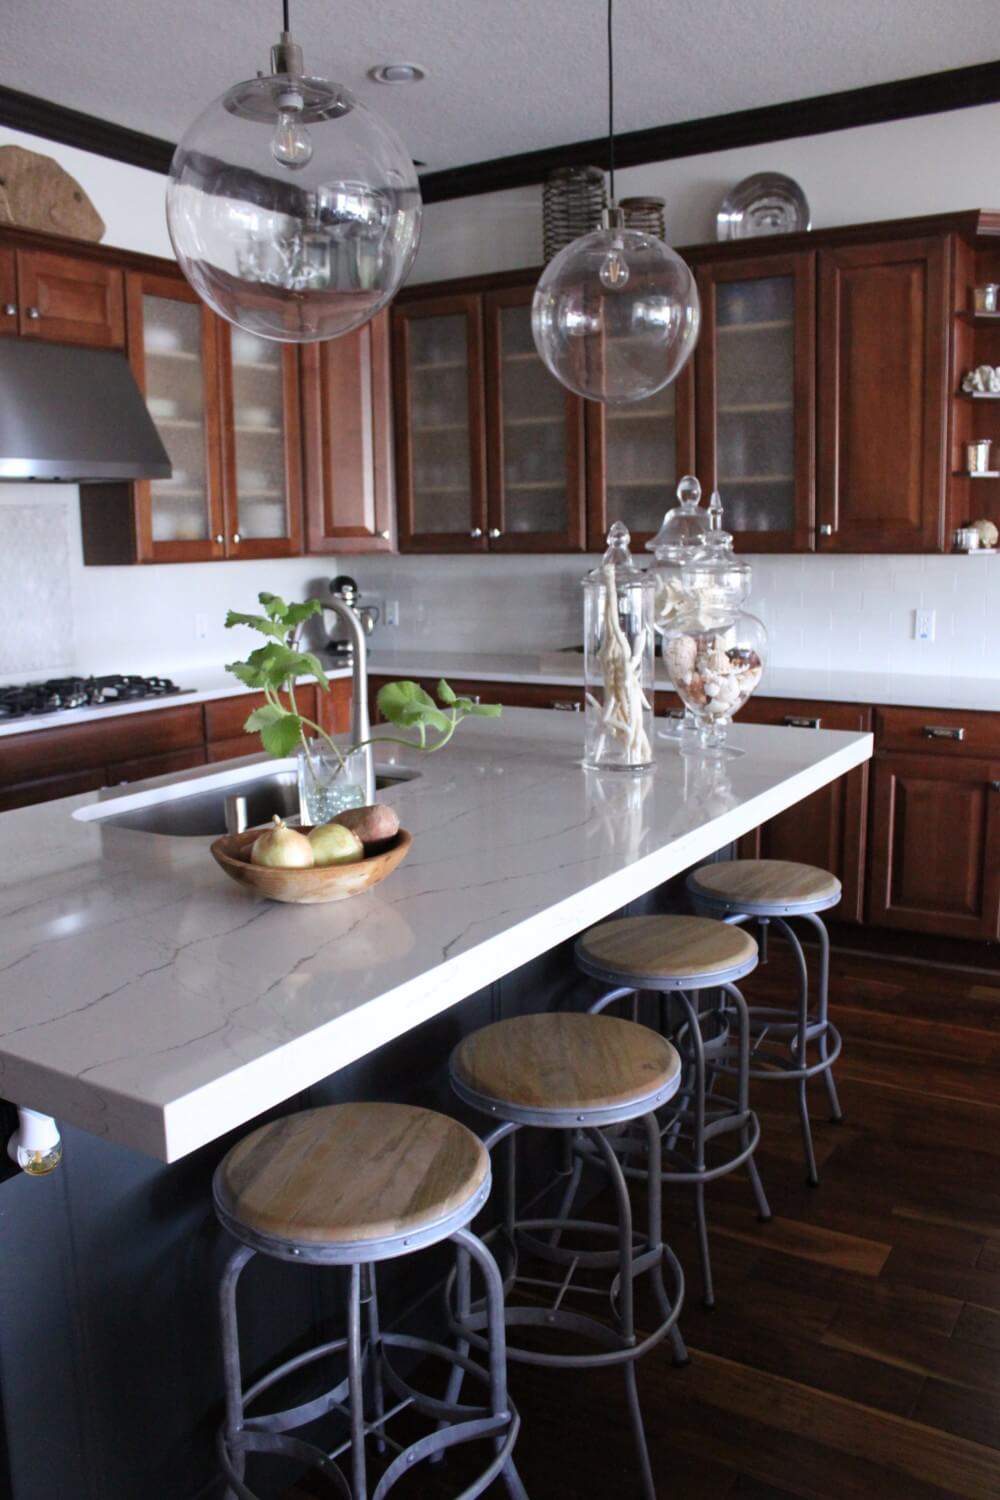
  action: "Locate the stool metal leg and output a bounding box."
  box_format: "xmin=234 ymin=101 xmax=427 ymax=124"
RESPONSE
xmin=641 ymin=1111 xmax=688 ymax=1367
xmin=771 ymin=916 xmax=820 ymax=1186
xmin=804 ymin=910 xmax=844 ymax=1123
xmin=363 ymin=1265 xmax=387 ymax=1455
xmin=347 ymin=1262 xmax=368 ymax=1500
xmin=219 ymin=1244 xmax=255 ymax=1500
xmin=722 ymin=982 xmax=772 ymax=1225
xmin=673 ymin=988 xmax=714 ymax=1309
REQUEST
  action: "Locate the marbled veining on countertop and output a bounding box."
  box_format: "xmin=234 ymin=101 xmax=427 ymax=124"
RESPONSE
xmin=0 ymin=710 xmax=870 ymax=1161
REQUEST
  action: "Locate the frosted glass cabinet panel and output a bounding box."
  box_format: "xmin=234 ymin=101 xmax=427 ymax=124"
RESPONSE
xmin=127 ymin=269 xmax=226 ymax=562
xmin=224 ymin=329 xmax=303 ymax=556
xmin=696 ymin=251 xmax=815 ymax=552
xmin=394 ymin=295 xmax=488 ymax=550
xmin=485 ymin=287 xmax=585 ymax=551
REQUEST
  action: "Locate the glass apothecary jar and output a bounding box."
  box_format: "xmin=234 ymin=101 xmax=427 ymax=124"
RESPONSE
xmin=663 ymin=607 xmax=767 ymax=757
xmin=582 ymin=522 xmax=655 ymax=772
xmin=647 ymin=474 xmax=708 ymax=742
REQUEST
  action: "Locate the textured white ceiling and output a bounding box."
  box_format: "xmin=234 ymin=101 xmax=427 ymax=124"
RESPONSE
xmin=2 ymin=0 xmax=999 ymax=172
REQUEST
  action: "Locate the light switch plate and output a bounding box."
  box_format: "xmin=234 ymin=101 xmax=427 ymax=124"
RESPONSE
xmin=913 ymin=608 xmax=936 ymax=642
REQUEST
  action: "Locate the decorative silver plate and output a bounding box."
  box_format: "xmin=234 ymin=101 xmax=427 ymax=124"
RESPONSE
xmin=716 ymin=173 xmax=811 ymax=241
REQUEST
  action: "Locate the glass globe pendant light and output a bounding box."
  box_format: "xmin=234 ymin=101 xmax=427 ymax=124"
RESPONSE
xmin=531 ymin=0 xmax=700 ymax=404
xmin=166 ymin=0 xmax=422 ymax=343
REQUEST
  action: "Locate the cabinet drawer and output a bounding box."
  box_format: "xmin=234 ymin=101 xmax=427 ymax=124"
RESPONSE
xmin=107 ymin=748 xmax=207 ymax=786
xmin=739 ymin=697 xmax=871 ymax=733
xmin=0 ymin=767 xmax=107 ymax=813
xmin=0 ymin=705 xmax=205 ymax=788
xmin=317 ymin=678 xmax=352 ymax=736
xmin=204 ymin=687 xmax=318 ymax=745
xmin=875 ymin=706 xmax=1000 ymax=758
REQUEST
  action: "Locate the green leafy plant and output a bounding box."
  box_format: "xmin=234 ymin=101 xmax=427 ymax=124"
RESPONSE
xmin=225 ymin=593 xmax=501 ymax=769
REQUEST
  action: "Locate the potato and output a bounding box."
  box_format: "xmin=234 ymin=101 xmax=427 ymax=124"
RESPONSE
xmin=332 ymin=803 xmax=400 ymax=849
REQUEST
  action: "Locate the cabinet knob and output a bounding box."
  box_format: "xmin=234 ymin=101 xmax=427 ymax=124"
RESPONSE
xmin=991 ymin=781 xmax=1000 ymax=792
xmin=2 ymin=303 xmax=15 ymax=317
xmin=26 ymin=306 xmax=40 ymax=320
xmin=489 ymin=527 xmax=502 ymax=539
xmin=818 ymin=523 xmax=834 ymax=537
xmin=215 ymin=533 xmax=224 ymax=545
xmin=469 ymin=527 xmax=483 ymax=539
xmin=378 ymin=529 xmax=391 ymax=540
xmin=232 ymin=532 xmax=241 ymax=544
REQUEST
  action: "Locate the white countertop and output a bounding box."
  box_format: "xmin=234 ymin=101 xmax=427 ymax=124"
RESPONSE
xmin=367 ymin=650 xmax=1000 ymax=714
xmin=0 ymin=665 xmax=354 ymax=740
xmin=0 ymin=710 xmax=871 ymax=1162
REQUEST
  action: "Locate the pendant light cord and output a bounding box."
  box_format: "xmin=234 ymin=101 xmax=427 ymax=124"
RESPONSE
xmin=282 ymin=0 xmax=290 ymax=33
xmin=607 ymin=0 xmax=615 ymax=204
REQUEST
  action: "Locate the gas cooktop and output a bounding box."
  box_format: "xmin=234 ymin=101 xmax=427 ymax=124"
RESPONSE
xmin=0 ymin=675 xmax=188 ymax=721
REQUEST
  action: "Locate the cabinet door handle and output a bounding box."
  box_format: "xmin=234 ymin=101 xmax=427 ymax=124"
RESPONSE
xmin=378 ymin=529 xmax=391 ymax=540
xmin=550 ymin=700 xmax=581 ymax=712
xmin=214 ymin=533 xmax=224 ymax=544
xmin=489 ymin=527 xmax=502 ymax=539
xmin=783 ymin=714 xmax=822 ymax=729
xmin=923 ymin=725 xmax=965 ymax=741
xmin=2 ymin=303 xmax=15 ymax=317
xmin=469 ymin=527 xmax=483 ymax=539
xmin=991 ymin=781 xmax=1000 ymax=792
xmin=232 ymin=532 xmax=241 ymax=544
xmin=818 ymin=523 xmax=833 ymax=537
xmin=26 ymin=306 xmax=40 ymax=320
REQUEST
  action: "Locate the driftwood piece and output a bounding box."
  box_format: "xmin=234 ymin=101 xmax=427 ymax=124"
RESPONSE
xmin=0 ymin=145 xmax=105 ymax=241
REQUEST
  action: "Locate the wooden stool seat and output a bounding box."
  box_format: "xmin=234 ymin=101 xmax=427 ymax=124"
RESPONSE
xmin=576 ymin=914 xmax=758 ymax=988
xmin=687 ymin=859 xmax=841 ymax=913
xmin=450 ymin=1012 xmax=681 ymax=1123
xmin=214 ymin=1102 xmax=489 ymax=1250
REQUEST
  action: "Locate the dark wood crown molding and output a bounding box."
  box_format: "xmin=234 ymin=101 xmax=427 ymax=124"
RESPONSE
xmin=0 ymin=83 xmax=175 ymax=174
xmin=1 ymin=59 xmax=999 ymax=203
xmin=419 ymin=60 xmax=1000 ymax=203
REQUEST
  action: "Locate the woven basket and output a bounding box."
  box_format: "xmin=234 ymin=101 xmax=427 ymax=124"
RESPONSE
xmin=543 ymin=166 xmax=607 ymax=262
xmin=620 ymin=196 xmax=667 ymax=239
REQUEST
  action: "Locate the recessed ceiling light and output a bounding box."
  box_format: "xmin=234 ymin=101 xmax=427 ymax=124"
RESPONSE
xmin=368 ymin=62 xmax=426 ymax=84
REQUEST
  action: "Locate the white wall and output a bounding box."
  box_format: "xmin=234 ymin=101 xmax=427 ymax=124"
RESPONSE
xmin=412 ymin=100 xmax=1000 ymax=282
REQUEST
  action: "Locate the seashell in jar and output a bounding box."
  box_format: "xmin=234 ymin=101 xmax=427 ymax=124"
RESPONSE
xmin=972 ymin=516 xmax=999 ymax=548
xmin=990 ymin=368 xmax=1000 ymax=394
xmin=685 ymin=672 xmax=709 ymax=706
xmin=962 ymin=370 xmax=982 ymax=393
xmin=977 ymin=364 xmax=996 ymax=392
xmin=665 ymin=634 xmax=697 ymax=682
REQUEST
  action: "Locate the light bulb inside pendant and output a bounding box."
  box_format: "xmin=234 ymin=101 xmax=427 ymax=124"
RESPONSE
xmin=599 ymin=237 xmax=630 ymax=290
xmin=271 ymin=88 xmax=313 ymax=169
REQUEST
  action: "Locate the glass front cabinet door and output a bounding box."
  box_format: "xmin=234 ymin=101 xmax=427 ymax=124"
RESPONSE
xmin=585 ymin=361 xmax=695 ymax=550
xmin=126 ymin=270 xmax=226 ymax=561
xmin=483 ymin=285 xmax=586 ymax=551
xmin=219 ymin=326 xmax=303 ymax=557
xmin=393 ymin=294 xmax=488 ymax=551
xmin=695 ymin=251 xmax=816 ymax=552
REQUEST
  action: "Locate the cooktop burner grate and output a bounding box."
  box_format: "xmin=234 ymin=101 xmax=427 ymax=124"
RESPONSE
xmin=0 ymin=675 xmax=186 ymax=721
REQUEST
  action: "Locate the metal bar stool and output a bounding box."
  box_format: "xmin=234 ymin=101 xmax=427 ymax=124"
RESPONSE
xmin=212 ymin=1101 xmax=527 ymax=1500
xmin=574 ymin=915 xmax=770 ymax=1311
xmin=449 ymin=1011 xmax=687 ymax=1500
xmin=686 ymin=859 xmax=844 ymax=1187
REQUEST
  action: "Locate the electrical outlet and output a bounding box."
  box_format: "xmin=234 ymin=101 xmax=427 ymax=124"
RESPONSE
xmin=383 ymin=599 xmax=400 ymax=628
xmin=913 ymin=608 xmax=936 ymax=642
xmin=195 ymin=612 xmax=210 ymax=641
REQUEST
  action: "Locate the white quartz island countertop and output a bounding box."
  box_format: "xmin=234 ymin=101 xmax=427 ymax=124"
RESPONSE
xmin=0 ymin=710 xmax=872 ymax=1162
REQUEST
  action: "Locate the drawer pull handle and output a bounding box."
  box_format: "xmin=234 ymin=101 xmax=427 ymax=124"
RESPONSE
xmin=991 ymin=781 xmax=1000 ymax=793
xmin=489 ymin=527 xmax=502 ymax=539
xmin=469 ymin=527 xmax=483 ymax=539
xmin=2 ymin=303 xmax=16 ymax=317
xmin=818 ymin=523 xmax=834 ymax=537
xmin=551 ymin=700 xmax=581 ymax=712
xmin=667 ymin=708 xmax=686 ymax=721
xmin=783 ymin=715 xmax=821 ymax=729
xmin=27 ymin=306 xmax=40 ymax=320
xmin=923 ymin=725 xmax=965 ymax=741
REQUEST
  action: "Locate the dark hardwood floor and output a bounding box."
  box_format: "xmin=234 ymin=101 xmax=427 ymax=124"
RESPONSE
xmin=288 ymin=945 xmax=1000 ymax=1499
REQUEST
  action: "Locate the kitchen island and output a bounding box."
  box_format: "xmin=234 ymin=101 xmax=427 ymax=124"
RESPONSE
xmin=0 ymin=709 xmax=871 ymax=1500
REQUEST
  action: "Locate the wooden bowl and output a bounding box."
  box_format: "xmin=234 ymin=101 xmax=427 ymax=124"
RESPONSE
xmin=210 ymin=827 xmax=413 ymax=904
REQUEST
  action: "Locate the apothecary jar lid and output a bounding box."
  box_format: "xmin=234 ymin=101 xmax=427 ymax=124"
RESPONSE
xmin=584 ymin=521 xmax=654 ymax=589
xmin=646 ymin=475 xmax=709 ymax=560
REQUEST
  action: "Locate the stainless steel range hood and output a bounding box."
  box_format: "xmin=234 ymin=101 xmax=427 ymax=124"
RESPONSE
xmin=0 ymin=339 xmax=172 ymax=482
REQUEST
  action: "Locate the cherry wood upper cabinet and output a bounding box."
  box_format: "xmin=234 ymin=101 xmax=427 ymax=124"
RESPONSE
xmin=586 ymin=358 xmax=695 ymax=552
xmin=16 ymin=248 xmax=125 ymax=348
xmin=816 ymin=236 xmax=949 ymax=552
xmin=393 ymin=293 xmax=488 ymax=551
xmin=218 ymin=325 xmax=303 ymax=559
xmin=302 ymin=310 xmax=395 ymax=554
xmin=0 ymin=247 xmax=16 ymax=337
xmin=695 ymin=250 xmax=816 ymax=552
xmin=484 ymin=284 xmax=586 ymax=551
xmin=124 ymin=268 xmax=227 ymax=563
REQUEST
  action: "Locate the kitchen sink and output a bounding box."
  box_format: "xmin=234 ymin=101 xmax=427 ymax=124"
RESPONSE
xmin=75 ymin=761 xmax=419 ymax=837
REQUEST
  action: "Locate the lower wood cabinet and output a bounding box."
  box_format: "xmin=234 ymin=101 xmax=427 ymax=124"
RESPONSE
xmin=869 ymin=750 xmax=1000 ymax=940
xmin=368 ymin=674 xmax=588 ymax=722
xmin=736 ymin=698 xmax=871 ymax=924
xmin=0 ymin=680 xmax=353 ymax=811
